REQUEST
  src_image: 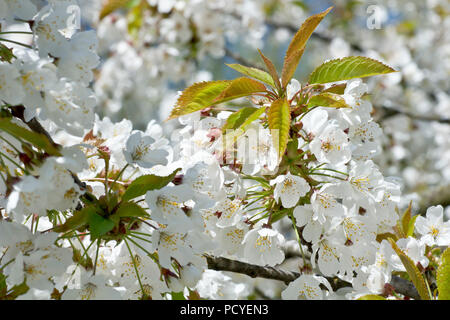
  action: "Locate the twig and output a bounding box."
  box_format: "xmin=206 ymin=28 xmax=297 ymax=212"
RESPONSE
xmin=205 ymin=254 xmax=421 ymax=299
xmin=205 ymin=254 xmax=299 ymax=284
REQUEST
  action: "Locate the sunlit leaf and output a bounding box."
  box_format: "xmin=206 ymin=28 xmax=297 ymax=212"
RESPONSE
xmin=437 ymin=248 xmax=450 ymax=300
xmin=99 ymin=0 xmax=131 ymax=20
xmin=281 ymin=7 xmax=333 ymax=88
xmin=389 ymin=239 xmax=431 ymax=300
xmin=122 ymin=168 xmax=181 ymax=202
xmin=226 ymin=63 xmax=276 ymax=88
xmin=109 ymin=202 xmax=150 ymax=226
xmin=258 ymin=49 xmax=281 ymax=91
xmin=267 ymin=97 xmax=291 ymax=161
xmin=0 ymin=117 xmax=61 ymax=156
xmin=222 ymin=107 xmax=266 ymax=146
xmin=0 ymin=43 xmax=15 ymax=63
xmin=307 ymin=92 xmax=350 ymax=109
xmin=167 ymin=81 xmax=231 ymax=120
xmin=309 ymin=56 xmax=396 ymax=84
xmin=214 ymin=77 xmax=267 ymax=102
xmin=357 ymin=294 xmax=386 ymax=300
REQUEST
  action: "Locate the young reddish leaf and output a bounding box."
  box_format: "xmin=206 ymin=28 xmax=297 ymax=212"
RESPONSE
xmin=309 ymin=56 xmax=396 ymax=84
xmin=258 ymin=49 xmax=282 ymax=92
xmin=226 ymin=63 xmax=276 ymax=88
xmin=267 ymin=97 xmax=291 ymax=162
xmin=281 ymin=7 xmax=333 ymax=89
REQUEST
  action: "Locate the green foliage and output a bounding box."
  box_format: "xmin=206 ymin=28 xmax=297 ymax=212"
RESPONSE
xmin=389 ymin=239 xmax=431 ymax=300
xmin=437 ymin=248 xmax=450 ymax=300
xmin=357 ymin=294 xmax=387 ymax=300
xmin=281 ymin=7 xmax=332 ymax=88
xmin=109 ymin=202 xmax=150 ymax=226
xmin=53 ymin=205 xmax=94 ymax=233
xmin=167 ymin=81 xmax=231 ymax=120
xmin=267 ymin=97 xmax=291 ymax=161
xmin=309 ymin=56 xmax=396 ymax=84
xmin=222 ymin=107 xmax=265 ymax=145
xmin=307 ymin=92 xmax=350 ymax=109
xmin=168 ymin=77 xmax=267 ymax=120
xmin=99 ymin=0 xmax=133 ymax=20
xmin=122 ymin=168 xmax=180 ymax=201
xmin=258 ymin=49 xmax=282 ymax=92
xmin=0 ymin=117 xmax=61 ymax=156
xmin=226 ymin=63 xmax=276 ymax=88
xmin=213 ymin=77 xmax=267 ymax=102
xmin=88 ymin=210 xmax=115 ymax=239
xmin=0 ymin=43 xmax=15 ymax=63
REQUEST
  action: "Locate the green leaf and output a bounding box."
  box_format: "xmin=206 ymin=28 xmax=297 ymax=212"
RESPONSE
xmin=389 ymin=239 xmax=431 ymax=300
xmin=99 ymin=0 xmax=132 ymax=20
xmin=437 ymin=248 xmax=450 ymax=300
xmin=307 ymin=92 xmax=350 ymax=109
xmin=258 ymin=49 xmax=282 ymax=92
xmin=53 ymin=205 xmax=94 ymax=233
xmin=309 ymin=56 xmax=396 ymax=84
xmin=406 ymin=215 xmax=418 ymax=237
xmin=167 ymin=81 xmax=231 ymax=120
xmin=222 ymin=107 xmax=266 ymax=146
xmin=323 ymin=83 xmax=347 ymax=94
xmin=171 ymin=291 xmax=186 ymax=300
xmin=109 ymin=202 xmax=150 ymax=226
xmin=122 ymin=168 xmax=181 ymax=202
xmin=168 ymin=78 xmax=267 ymax=120
xmin=267 ymin=97 xmax=291 ymax=161
xmin=357 ymin=294 xmax=386 ymax=300
xmin=0 ymin=117 xmax=60 ymax=156
xmin=0 ymin=43 xmax=15 ymax=63
xmin=281 ymin=7 xmax=333 ymax=88
xmin=88 ymin=211 xmax=115 ymax=239
xmin=400 ymin=202 xmax=413 ymax=235
xmin=214 ymin=77 xmax=267 ymax=102
xmin=4 ymin=281 xmax=29 ymax=300
xmin=226 ymin=63 xmax=276 ymax=88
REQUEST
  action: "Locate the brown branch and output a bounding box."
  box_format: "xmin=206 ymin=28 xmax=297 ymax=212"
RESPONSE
xmin=205 ymin=254 xmax=299 ymax=284
xmin=205 ymin=254 xmax=421 ymax=300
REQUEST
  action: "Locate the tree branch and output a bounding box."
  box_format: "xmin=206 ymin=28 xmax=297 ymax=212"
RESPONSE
xmin=205 ymin=254 xmax=421 ymax=300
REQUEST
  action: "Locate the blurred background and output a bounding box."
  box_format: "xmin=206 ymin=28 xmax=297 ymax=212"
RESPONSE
xmin=75 ymin=0 xmax=449 ymax=214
